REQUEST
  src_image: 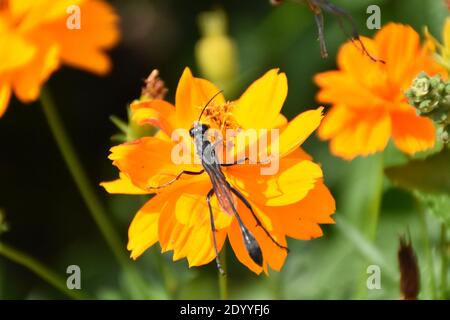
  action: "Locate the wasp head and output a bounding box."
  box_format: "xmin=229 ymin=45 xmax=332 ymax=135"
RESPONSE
xmin=189 ymin=122 xmax=209 ymax=138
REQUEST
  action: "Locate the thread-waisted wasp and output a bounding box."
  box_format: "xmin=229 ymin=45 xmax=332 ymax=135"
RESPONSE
xmin=149 ymin=92 xmax=288 ymax=274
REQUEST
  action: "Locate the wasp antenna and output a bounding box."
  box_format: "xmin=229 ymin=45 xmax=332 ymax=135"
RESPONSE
xmin=198 ymin=90 xmax=224 ymax=122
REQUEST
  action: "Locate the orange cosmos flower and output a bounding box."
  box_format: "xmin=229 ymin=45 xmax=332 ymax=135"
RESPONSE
xmin=101 ymin=68 xmax=335 ymax=274
xmin=0 ymin=0 xmax=119 ymax=117
xmin=315 ymin=23 xmax=447 ymax=160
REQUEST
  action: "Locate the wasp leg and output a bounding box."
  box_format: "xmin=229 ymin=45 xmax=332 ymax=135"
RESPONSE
xmin=311 ymin=0 xmax=383 ymax=63
xmin=206 ymin=188 xmax=225 ymax=275
xmin=220 ymin=157 xmax=248 ymax=167
xmin=230 ymin=186 xmax=289 ymax=252
xmin=313 ymin=10 xmax=328 ymax=58
xmin=146 ymin=170 xmax=205 ymax=190
xmin=221 ymin=157 xmax=274 ymax=167
xmin=306 ymin=0 xmax=328 ymax=58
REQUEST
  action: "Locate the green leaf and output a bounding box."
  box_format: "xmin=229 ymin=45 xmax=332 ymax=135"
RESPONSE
xmin=110 ymin=115 xmax=129 ymax=134
xmin=415 ymin=191 xmax=450 ymax=227
xmin=385 ymin=150 xmax=450 ymax=195
xmin=335 ymin=216 xmax=397 ymax=280
xmin=110 ymin=133 xmax=127 ymax=143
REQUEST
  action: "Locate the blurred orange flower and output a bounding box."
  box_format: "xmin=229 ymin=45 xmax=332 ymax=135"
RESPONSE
xmin=315 ymin=23 xmax=447 ymax=160
xmin=0 ymin=0 xmax=120 ymax=117
xmin=102 ymin=68 xmax=335 ymax=274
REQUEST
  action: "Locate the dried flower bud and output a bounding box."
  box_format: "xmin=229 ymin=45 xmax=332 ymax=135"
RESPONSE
xmin=141 ymin=69 xmax=168 ymax=101
xmin=398 ymin=235 xmax=420 ymax=300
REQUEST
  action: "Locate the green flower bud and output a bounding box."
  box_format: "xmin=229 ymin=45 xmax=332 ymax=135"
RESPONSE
xmin=412 ymin=77 xmax=430 ymax=97
xmin=195 ymin=9 xmax=239 ymax=90
xmin=406 ymin=72 xmax=450 ymax=147
xmin=445 ymin=84 xmax=450 ymax=95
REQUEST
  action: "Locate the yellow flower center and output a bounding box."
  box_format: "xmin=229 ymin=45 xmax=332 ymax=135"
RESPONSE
xmin=196 ymin=101 xmax=242 ymax=151
xmin=201 ymin=101 xmax=240 ymax=133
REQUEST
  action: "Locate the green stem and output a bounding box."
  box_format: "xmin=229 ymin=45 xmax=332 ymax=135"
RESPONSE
xmin=153 ymin=249 xmax=177 ymax=299
xmin=354 ymin=153 xmax=385 ymax=299
xmin=40 ymin=88 xmax=148 ymax=298
xmin=366 ymin=153 xmax=385 ymax=241
xmin=218 ymin=245 xmax=228 ymax=300
xmin=418 ymin=204 xmax=437 ymax=299
xmin=440 ymin=223 xmax=448 ymax=300
xmin=0 ymin=242 xmax=89 ymax=299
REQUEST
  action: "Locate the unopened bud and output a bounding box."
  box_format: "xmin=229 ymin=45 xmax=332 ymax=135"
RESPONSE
xmin=412 ymin=77 xmax=430 ymax=97
xmin=195 ymin=9 xmax=238 ymax=90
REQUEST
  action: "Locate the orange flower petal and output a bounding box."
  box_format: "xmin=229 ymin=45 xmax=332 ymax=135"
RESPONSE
xmin=158 ymin=198 xmax=192 ymax=256
xmin=175 ymin=67 xmax=225 ymax=129
xmin=43 ymin=0 xmax=119 ymax=75
xmin=13 ymin=0 xmax=85 ymax=32
xmin=174 ymin=181 xmax=233 ymax=230
xmin=249 ymin=203 xmax=287 ymax=272
xmin=336 ymin=36 xmax=381 ymax=83
xmin=9 ymin=0 xmax=41 ymax=20
xmin=109 ymin=137 xmax=202 ymax=190
xmin=159 ymin=194 xmax=227 ymax=267
xmin=318 ymin=105 xmax=354 ymax=140
xmin=128 ymin=193 xmax=168 ymax=260
xmin=274 ymin=114 xmax=288 ymax=128
xmin=233 ymin=69 xmax=287 ymax=129
xmin=227 ymin=157 xmax=323 ymax=207
xmin=184 ymin=222 xmax=227 ymax=267
xmin=12 ymin=42 xmax=60 ymax=102
xmin=0 ymin=79 xmax=11 ymax=117
xmin=374 ymin=23 xmax=421 ymax=87
xmin=275 ymin=107 xmax=323 ymax=157
xmin=391 ymin=108 xmax=436 ymax=155
xmin=328 ymin=109 xmax=391 ymax=160
xmin=275 ymin=180 xmax=335 ymax=240
xmin=100 ymin=172 xmax=147 ymax=195
xmin=0 ymin=26 xmax=36 ymax=73
xmin=131 ymin=99 xmax=177 ymax=135
xmin=315 ymin=37 xmax=390 ymax=110
xmin=314 ymin=70 xmax=383 ymax=109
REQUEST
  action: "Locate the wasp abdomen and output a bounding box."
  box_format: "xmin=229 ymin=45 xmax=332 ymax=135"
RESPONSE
xmin=240 ymin=225 xmax=263 ymax=267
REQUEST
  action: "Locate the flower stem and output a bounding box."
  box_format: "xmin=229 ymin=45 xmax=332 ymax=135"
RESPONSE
xmin=440 ymin=223 xmax=448 ymax=300
xmin=354 ymin=153 xmax=385 ymax=299
xmin=218 ymin=245 xmax=228 ymax=300
xmin=40 ymin=88 xmax=148 ymax=297
xmin=418 ymin=204 xmax=437 ymax=299
xmin=366 ymin=153 xmax=385 ymax=241
xmin=0 ymin=242 xmax=88 ymax=299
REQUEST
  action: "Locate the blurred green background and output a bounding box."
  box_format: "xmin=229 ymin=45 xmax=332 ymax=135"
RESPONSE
xmin=0 ymin=0 xmax=448 ymax=299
